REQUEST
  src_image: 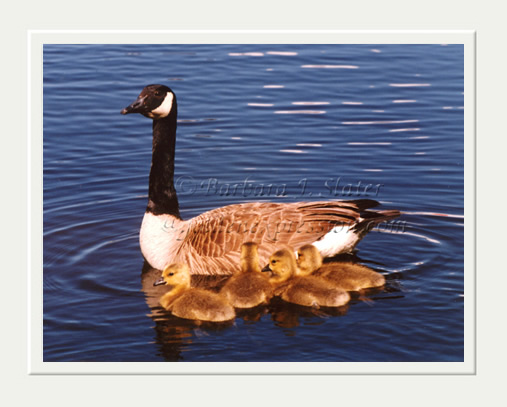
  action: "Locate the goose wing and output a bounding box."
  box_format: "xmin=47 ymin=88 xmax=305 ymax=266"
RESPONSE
xmin=175 ymin=199 xmax=387 ymax=275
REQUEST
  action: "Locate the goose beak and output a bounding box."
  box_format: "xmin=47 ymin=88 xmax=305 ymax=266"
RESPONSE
xmin=153 ymin=277 xmax=167 ymax=286
xmin=121 ymin=95 xmax=147 ymax=115
xmin=261 ymin=264 xmax=272 ymax=273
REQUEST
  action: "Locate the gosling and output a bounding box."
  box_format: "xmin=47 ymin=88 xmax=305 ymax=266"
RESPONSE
xmin=220 ymin=242 xmax=274 ymax=308
xmin=154 ymin=263 xmax=235 ymax=322
xmin=297 ymin=244 xmax=385 ymax=291
xmin=263 ymin=248 xmax=350 ymax=308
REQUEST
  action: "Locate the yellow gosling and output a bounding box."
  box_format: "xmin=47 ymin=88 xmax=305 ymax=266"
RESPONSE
xmin=220 ymin=242 xmax=274 ymax=308
xmin=154 ymin=263 xmax=235 ymax=322
xmin=296 ymin=244 xmax=323 ymax=277
xmin=297 ymin=244 xmax=385 ymax=291
xmin=263 ymin=248 xmax=350 ymax=308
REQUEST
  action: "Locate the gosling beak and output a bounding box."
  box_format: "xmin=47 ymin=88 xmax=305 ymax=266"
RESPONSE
xmin=121 ymin=95 xmax=147 ymax=115
xmin=261 ymin=264 xmax=272 ymax=273
xmin=153 ymin=277 xmax=167 ymax=286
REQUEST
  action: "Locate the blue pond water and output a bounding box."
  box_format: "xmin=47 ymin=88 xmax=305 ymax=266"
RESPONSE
xmin=43 ymin=44 xmax=464 ymax=362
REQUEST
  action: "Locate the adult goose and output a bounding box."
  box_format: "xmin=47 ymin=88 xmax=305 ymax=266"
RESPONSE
xmin=121 ymin=84 xmax=400 ymax=275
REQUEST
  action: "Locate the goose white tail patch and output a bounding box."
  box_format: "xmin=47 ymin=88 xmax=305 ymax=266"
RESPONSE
xmin=148 ymin=92 xmax=174 ymax=119
xmin=312 ymin=225 xmax=361 ymax=257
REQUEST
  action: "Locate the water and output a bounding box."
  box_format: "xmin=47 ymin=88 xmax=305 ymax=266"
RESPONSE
xmin=43 ymin=44 xmax=464 ymax=362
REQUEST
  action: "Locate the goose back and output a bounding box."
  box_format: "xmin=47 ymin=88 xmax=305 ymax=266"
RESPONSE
xmin=143 ymin=199 xmax=397 ymax=274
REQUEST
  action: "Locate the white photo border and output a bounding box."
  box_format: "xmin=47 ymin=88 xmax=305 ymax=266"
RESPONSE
xmin=29 ymin=30 xmax=475 ymax=375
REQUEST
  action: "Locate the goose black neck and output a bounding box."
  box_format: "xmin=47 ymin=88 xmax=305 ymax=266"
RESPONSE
xmin=147 ymin=107 xmax=181 ymax=218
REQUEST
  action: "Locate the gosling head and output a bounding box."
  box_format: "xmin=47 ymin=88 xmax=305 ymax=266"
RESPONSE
xmin=296 ymin=244 xmax=323 ymax=276
xmin=153 ymin=263 xmax=191 ymax=287
xmin=240 ymin=242 xmax=261 ymax=273
xmin=121 ymin=84 xmax=176 ymax=120
xmin=262 ymin=248 xmax=297 ymax=283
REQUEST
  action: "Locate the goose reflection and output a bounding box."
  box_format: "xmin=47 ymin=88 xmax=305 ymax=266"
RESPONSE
xmin=268 ymin=296 xmax=350 ymax=329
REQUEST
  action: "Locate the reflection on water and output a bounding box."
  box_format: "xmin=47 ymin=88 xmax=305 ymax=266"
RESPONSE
xmin=43 ymin=44 xmax=464 ymax=362
xmin=268 ymin=297 xmax=349 ymax=330
xmin=301 ymin=64 xmax=359 ymax=69
xmin=389 ymin=83 xmax=432 ymax=87
xmin=292 ymin=102 xmax=330 ymax=106
xmin=275 ymin=110 xmax=326 ymax=114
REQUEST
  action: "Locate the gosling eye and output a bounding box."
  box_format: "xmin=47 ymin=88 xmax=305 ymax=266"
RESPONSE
xmin=271 ymin=260 xmax=277 ymax=264
xmin=168 ymin=272 xmax=174 ymax=276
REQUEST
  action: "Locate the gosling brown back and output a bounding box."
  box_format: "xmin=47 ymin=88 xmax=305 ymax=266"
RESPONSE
xmin=266 ymin=248 xmax=350 ymax=308
xmin=296 ymin=245 xmax=385 ymax=291
xmin=317 ymin=262 xmax=386 ymax=291
xmin=221 ymin=242 xmax=274 ymax=308
xmin=157 ymin=263 xmax=235 ymax=322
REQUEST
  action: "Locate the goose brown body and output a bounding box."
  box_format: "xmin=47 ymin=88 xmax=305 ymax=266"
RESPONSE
xmin=156 ymin=200 xmax=400 ymax=275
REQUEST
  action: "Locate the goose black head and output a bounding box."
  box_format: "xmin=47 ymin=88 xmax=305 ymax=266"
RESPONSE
xmin=121 ymin=84 xmax=176 ymax=119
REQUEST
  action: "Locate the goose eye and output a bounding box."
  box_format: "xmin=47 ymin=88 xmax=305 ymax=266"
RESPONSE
xmin=155 ymin=90 xmax=162 ymax=96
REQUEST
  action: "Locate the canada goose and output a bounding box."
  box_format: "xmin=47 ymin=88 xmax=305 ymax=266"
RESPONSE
xmin=296 ymin=244 xmax=385 ymax=291
xmin=154 ymin=263 xmax=235 ymax=322
xmin=262 ymin=248 xmax=350 ymax=308
xmin=220 ymin=242 xmax=274 ymax=308
xmin=122 ymin=84 xmax=400 ymax=274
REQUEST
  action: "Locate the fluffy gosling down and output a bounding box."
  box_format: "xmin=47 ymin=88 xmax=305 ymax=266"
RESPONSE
xmin=297 ymin=244 xmax=385 ymax=291
xmin=263 ymin=248 xmax=350 ymax=308
xmin=154 ymin=263 xmax=235 ymax=322
xmin=220 ymin=242 xmax=274 ymax=308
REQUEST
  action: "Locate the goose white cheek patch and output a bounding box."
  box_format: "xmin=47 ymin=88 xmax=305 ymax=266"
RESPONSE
xmin=149 ymin=92 xmax=174 ymax=118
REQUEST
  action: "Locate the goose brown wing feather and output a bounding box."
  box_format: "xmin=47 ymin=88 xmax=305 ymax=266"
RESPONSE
xmin=175 ymin=201 xmax=367 ymax=274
